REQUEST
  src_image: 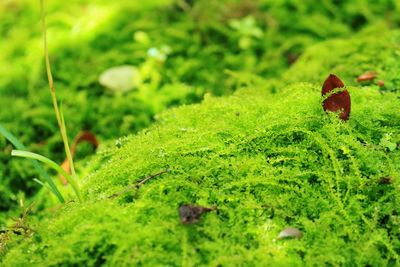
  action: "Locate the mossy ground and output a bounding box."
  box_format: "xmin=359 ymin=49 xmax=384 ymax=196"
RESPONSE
xmin=1 ymin=0 xmax=400 ymax=266
xmin=2 ymin=0 xmax=400 ymax=212
xmin=3 ymin=80 xmax=400 ymax=266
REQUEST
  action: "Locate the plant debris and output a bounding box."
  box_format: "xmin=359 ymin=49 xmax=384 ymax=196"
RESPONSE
xmin=286 ymin=52 xmax=300 ymax=65
xmin=109 ymin=169 xmax=169 ymax=199
xmin=357 ymin=71 xmax=377 ymax=82
xmin=377 ymin=80 xmax=385 ymax=87
xmin=378 ymin=176 xmax=393 ymax=185
xmin=60 ymin=131 xmax=99 ymax=185
xmin=179 ymin=204 xmax=216 ymax=224
xmin=322 ymin=74 xmax=351 ymax=121
xmin=277 ymin=227 xmax=303 ymax=239
xmin=0 ymin=202 xmax=35 ymax=254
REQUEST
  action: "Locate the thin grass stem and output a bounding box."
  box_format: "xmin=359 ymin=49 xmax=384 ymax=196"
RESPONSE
xmin=12 ymin=150 xmax=82 ymax=202
xmin=40 ymin=0 xmax=78 ymax=188
xmin=0 ymin=124 xmax=65 ymax=203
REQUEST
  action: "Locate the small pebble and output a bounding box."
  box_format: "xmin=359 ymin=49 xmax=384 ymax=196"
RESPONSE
xmin=357 ymin=71 xmax=377 ymax=82
xmin=277 ymin=227 xmax=303 ymax=239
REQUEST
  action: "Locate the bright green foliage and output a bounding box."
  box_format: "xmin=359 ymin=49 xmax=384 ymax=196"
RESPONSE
xmin=11 ymin=150 xmax=80 ymax=202
xmin=1 ymin=0 xmax=400 ymax=265
xmin=1 ymin=0 xmax=400 ymax=212
xmin=283 ymin=27 xmax=400 ymax=91
xmin=2 ymin=78 xmax=399 ymax=265
xmin=0 ymin=124 xmax=64 ymax=203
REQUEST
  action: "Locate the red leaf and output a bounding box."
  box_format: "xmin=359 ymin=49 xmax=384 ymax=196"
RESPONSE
xmin=322 ymin=74 xmax=351 ymax=121
xmin=357 ymin=71 xmax=377 ymax=82
xmin=60 ymin=131 xmax=99 ymax=185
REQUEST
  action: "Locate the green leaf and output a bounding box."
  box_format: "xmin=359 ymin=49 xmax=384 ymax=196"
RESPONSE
xmin=11 ymin=150 xmax=82 ymax=202
xmin=0 ymin=124 xmax=65 ymax=203
xmin=379 ymin=134 xmax=397 ymax=151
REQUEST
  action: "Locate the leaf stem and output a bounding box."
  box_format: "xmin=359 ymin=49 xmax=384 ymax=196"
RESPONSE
xmin=0 ymin=124 xmax=65 ymax=203
xmin=12 ymin=150 xmax=82 ymax=202
xmin=40 ymin=0 xmax=78 ymax=185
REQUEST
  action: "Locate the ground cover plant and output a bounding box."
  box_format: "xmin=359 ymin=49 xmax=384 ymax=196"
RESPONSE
xmin=1 ymin=0 xmax=400 ymax=265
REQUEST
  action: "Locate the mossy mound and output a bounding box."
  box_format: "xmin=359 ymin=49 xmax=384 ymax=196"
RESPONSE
xmin=2 ymin=0 xmax=400 ymax=213
xmin=283 ymin=27 xmax=400 ymax=91
xmin=2 ymin=1 xmax=400 ymax=265
xmin=2 ymin=79 xmax=399 ymax=265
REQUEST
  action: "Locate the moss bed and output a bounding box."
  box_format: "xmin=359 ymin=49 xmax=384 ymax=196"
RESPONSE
xmin=1 ymin=0 xmax=400 ymax=266
xmin=1 ymin=32 xmax=400 ymax=266
xmin=2 ymin=0 xmax=400 ymax=213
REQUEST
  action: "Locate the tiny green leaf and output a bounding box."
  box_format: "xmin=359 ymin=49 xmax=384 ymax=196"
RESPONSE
xmin=0 ymin=124 xmax=64 ymax=203
xmin=12 ymin=150 xmax=82 ymax=202
xmin=379 ymin=134 xmax=397 ymax=151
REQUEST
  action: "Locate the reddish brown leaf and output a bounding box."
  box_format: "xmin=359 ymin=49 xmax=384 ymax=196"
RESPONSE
xmin=286 ymin=52 xmax=299 ymax=65
xmin=322 ymin=74 xmax=351 ymax=121
xmin=60 ymin=131 xmax=99 ymax=185
xmin=357 ymin=71 xmax=377 ymax=82
xmin=179 ymin=204 xmax=216 ymax=224
xmin=377 ymin=80 xmax=385 ymax=87
xmin=378 ymin=176 xmax=392 ymax=185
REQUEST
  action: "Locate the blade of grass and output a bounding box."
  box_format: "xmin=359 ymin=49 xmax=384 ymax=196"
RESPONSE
xmin=40 ymin=0 xmax=78 ymax=184
xmin=12 ymin=150 xmax=82 ymax=202
xmin=59 ymin=102 xmax=77 ymax=177
xmin=0 ymin=124 xmax=65 ymax=203
xmin=33 ymin=178 xmax=53 ymax=193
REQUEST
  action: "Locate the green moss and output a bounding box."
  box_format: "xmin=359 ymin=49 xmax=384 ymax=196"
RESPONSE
xmin=283 ymin=27 xmax=400 ymax=92
xmin=2 ymin=0 xmax=400 ymax=212
xmin=2 ymin=79 xmax=399 ymax=265
xmin=2 ymin=1 xmax=400 ymax=265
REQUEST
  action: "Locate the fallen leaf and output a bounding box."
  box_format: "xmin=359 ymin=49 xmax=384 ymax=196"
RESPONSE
xmin=277 ymin=227 xmax=303 ymax=239
xmin=378 ymin=177 xmax=392 ymax=185
xmin=60 ymin=131 xmax=99 ymax=185
xmin=357 ymin=71 xmax=377 ymax=82
xmin=377 ymin=80 xmax=385 ymax=87
xmin=322 ymin=74 xmax=351 ymax=121
xmin=179 ymin=204 xmax=215 ymax=224
xmin=286 ymin=52 xmax=299 ymax=65
xmin=99 ymin=65 xmax=141 ymax=92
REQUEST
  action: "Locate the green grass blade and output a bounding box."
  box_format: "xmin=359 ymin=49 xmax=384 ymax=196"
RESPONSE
xmin=33 ymin=178 xmax=53 ymax=192
xmin=11 ymin=150 xmax=82 ymax=202
xmin=59 ymin=102 xmax=77 ymax=177
xmin=0 ymin=124 xmax=65 ymax=203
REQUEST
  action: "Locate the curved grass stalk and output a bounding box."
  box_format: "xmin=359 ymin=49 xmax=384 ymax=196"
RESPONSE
xmin=0 ymin=124 xmax=65 ymax=203
xmin=33 ymin=178 xmax=54 ymax=193
xmin=40 ymin=0 xmax=77 ymax=184
xmin=12 ymin=150 xmax=82 ymax=202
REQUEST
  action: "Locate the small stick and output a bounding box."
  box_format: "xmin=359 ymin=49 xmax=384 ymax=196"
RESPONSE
xmin=109 ymin=168 xmax=169 ymax=199
xmin=177 ymin=0 xmax=191 ymax=12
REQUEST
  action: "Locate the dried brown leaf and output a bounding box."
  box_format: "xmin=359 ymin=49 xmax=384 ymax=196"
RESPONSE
xmin=179 ymin=204 xmax=216 ymax=224
xmin=60 ymin=131 xmax=99 ymax=185
xmin=322 ymin=74 xmax=351 ymax=121
xmin=357 ymin=71 xmax=377 ymax=82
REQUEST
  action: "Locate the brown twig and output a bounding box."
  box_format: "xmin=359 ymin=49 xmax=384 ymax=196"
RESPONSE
xmin=0 ymin=202 xmax=35 ymax=253
xmin=109 ymin=168 xmax=169 ymax=199
xmin=176 ymin=0 xmax=191 ymax=12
